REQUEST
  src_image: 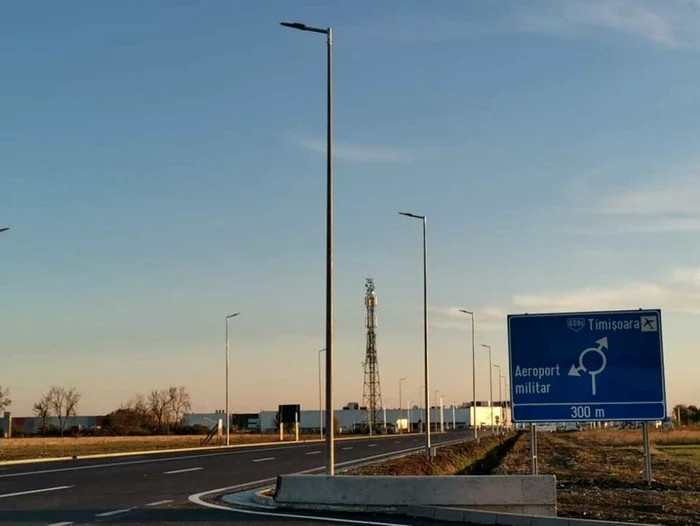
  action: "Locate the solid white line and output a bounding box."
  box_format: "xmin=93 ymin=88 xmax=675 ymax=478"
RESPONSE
xmin=341 ymin=446 xmax=353 ymax=450
xmin=164 ymin=467 xmax=202 ymax=475
xmin=252 ymin=457 xmax=275 ymax=463
xmin=47 ymin=522 xmax=73 ymax=526
xmin=368 ymin=444 xmax=377 ymax=447
xmin=95 ymin=508 xmax=133 ymax=517
xmin=305 ymin=451 xmax=322 ymax=455
xmin=0 ymin=485 xmax=73 ymax=499
xmin=190 ymin=486 xmax=412 ymax=526
xmin=145 ymin=499 xmax=174 ymax=507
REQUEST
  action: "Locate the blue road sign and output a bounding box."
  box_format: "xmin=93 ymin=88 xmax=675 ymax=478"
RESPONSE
xmin=507 ymin=309 xmax=666 ymax=423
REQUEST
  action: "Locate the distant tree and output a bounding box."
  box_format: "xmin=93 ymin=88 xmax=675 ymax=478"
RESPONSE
xmin=167 ymin=386 xmax=192 ymax=426
xmin=148 ymin=390 xmax=170 ymax=432
xmin=0 ymin=386 xmax=10 ymax=413
xmin=33 ymin=394 xmax=51 ymax=433
xmin=48 ymin=386 xmax=81 ymax=436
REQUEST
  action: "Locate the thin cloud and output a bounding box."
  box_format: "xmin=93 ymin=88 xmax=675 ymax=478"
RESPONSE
xmin=296 ymin=137 xmax=414 ymax=163
xmin=431 ymin=306 xmax=506 ymax=332
xmin=513 ymin=0 xmax=700 ymax=49
xmin=511 ymin=271 xmax=700 ymax=315
xmin=592 ymin=173 xmax=700 ymax=232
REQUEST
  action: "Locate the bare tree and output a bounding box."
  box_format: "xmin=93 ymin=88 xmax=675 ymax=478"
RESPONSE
xmin=148 ymin=390 xmax=170 ymax=431
xmin=48 ymin=386 xmax=81 ymax=436
xmin=167 ymin=386 xmax=191 ymax=425
xmin=33 ymin=394 xmax=51 ymax=432
xmin=0 ymin=386 xmax=10 ymax=413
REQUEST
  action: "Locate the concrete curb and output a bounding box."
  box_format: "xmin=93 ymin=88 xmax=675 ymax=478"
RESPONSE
xmin=407 ymin=505 xmax=652 ymax=526
xmin=0 ymin=431 xmax=433 ymax=467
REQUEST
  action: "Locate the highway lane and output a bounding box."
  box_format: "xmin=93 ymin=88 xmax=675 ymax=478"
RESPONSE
xmin=0 ymin=431 xmax=473 ymax=525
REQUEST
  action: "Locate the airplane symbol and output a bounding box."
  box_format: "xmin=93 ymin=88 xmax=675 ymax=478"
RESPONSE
xmin=641 ymin=316 xmax=658 ymax=332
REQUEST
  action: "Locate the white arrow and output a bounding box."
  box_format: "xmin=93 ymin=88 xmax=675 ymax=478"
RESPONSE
xmin=568 ymin=337 xmax=610 ymax=396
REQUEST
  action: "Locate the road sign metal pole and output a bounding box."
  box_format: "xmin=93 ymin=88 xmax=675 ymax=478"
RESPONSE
xmin=643 ymin=422 xmax=652 ymax=485
xmin=530 ymin=423 xmax=538 ymax=475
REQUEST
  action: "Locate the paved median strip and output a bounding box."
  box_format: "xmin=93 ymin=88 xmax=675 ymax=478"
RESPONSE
xmin=252 ymin=457 xmax=275 ymax=462
xmin=95 ymin=508 xmax=133 ymax=517
xmin=164 ymin=467 xmax=203 ymax=475
xmin=0 ymin=485 xmax=73 ymax=499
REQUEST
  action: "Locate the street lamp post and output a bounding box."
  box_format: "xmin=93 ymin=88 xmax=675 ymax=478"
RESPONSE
xmin=459 ymin=310 xmax=477 ymax=440
xmin=493 ymin=364 xmax=502 ymax=434
xmin=399 ymin=377 xmax=406 ymax=434
xmin=434 ymin=390 xmax=440 ymax=433
xmin=281 ymin=21 xmax=335 ymax=475
xmin=318 ymin=349 xmax=326 ymax=439
xmin=480 ymin=345 xmax=494 ymax=432
xmin=0 ymin=227 xmax=8 ymax=234
xmin=399 ymin=212 xmax=430 ymax=454
xmin=499 ymin=373 xmax=505 ymax=431
xmin=225 ymin=312 xmax=240 ymax=446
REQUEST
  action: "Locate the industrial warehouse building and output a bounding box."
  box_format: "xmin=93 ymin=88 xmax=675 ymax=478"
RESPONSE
xmin=1 ymin=404 xmax=510 ymax=437
xmin=185 ymin=404 xmax=511 ymax=433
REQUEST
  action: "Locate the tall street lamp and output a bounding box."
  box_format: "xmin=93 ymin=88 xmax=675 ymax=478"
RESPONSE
xmin=318 ymin=348 xmax=326 ymax=439
xmin=225 ymin=312 xmax=240 ymax=446
xmin=0 ymin=227 xmax=8 ymax=234
xmin=459 ymin=309 xmax=477 ymax=440
xmin=480 ymin=344 xmax=494 ymax=432
xmin=281 ymin=21 xmax=335 ymax=475
xmin=399 ymin=377 xmax=406 ymax=434
xmin=493 ymin=364 xmax=502 ymax=434
xmin=399 ymin=212 xmax=430 ymax=453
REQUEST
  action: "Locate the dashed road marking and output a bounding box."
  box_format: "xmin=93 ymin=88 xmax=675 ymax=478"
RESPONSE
xmin=305 ymin=451 xmax=322 ymax=455
xmin=252 ymin=457 xmax=275 ymax=463
xmin=368 ymin=444 xmax=377 ymax=447
xmin=0 ymin=485 xmax=73 ymax=499
xmin=341 ymin=446 xmax=353 ymax=450
xmin=95 ymin=508 xmax=133 ymax=517
xmin=145 ymin=499 xmax=174 ymax=507
xmin=47 ymin=522 xmax=73 ymax=526
xmin=164 ymin=467 xmax=202 ymax=475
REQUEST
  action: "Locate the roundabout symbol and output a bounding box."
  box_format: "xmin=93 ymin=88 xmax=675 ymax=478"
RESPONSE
xmin=568 ymin=337 xmax=609 ymax=396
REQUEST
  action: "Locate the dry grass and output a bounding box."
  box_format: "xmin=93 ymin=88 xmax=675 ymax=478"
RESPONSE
xmin=0 ymin=434 xmax=300 ymax=461
xmin=497 ymin=430 xmax=700 ymax=525
xmin=570 ymin=428 xmax=700 ymax=447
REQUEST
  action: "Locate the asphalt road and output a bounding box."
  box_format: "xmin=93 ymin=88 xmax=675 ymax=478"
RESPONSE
xmin=0 ymin=431 xmax=473 ymax=525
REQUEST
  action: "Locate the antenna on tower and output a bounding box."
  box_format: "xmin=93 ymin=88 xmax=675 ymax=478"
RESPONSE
xmin=362 ymin=278 xmax=383 ymax=434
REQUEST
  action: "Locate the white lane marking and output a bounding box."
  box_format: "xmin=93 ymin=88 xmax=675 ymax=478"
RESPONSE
xmin=0 ymin=485 xmax=73 ymax=499
xmin=47 ymin=522 xmax=73 ymax=526
xmin=252 ymin=457 xmax=275 ymax=463
xmin=145 ymin=499 xmax=174 ymax=507
xmin=305 ymin=451 xmax=322 ymax=455
xmin=341 ymin=446 xmax=353 ymax=450
xmin=95 ymin=508 xmax=133 ymax=517
xmin=394 ymin=441 xmax=401 ymax=443
xmin=0 ymin=443 xmax=314 ymax=479
xmin=368 ymin=444 xmax=377 ymax=447
xmin=164 ymin=467 xmax=202 ymax=475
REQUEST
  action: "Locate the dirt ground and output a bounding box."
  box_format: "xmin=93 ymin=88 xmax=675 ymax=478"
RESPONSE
xmin=497 ymin=429 xmax=700 ymax=526
xmin=0 ymin=433 xmax=306 ymax=461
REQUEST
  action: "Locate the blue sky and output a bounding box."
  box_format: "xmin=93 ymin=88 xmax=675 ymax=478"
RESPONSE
xmin=2 ymin=0 xmax=700 ymax=416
